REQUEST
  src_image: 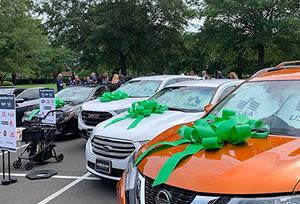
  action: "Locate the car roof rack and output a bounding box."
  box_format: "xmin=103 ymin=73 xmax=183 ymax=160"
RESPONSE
xmin=251 ymin=60 xmax=300 ymax=78
xmin=276 ymin=60 xmax=300 ymax=68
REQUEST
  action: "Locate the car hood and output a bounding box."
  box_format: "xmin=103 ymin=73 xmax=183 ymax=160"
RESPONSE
xmin=61 ymin=102 xmax=82 ymax=114
xmin=93 ymin=111 xmax=204 ymax=142
xmin=137 ymin=127 xmax=300 ymax=195
xmin=16 ymin=99 xmax=39 ymax=108
xmin=81 ymin=98 xmax=147 ymax=112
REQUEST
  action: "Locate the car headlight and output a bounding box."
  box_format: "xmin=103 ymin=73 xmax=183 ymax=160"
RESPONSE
xmin=138 ymin=140 xmax=149 ymax=151
xmin=64 ymin=111 xmax=76 ymax=122
xmin=124 ymin=153 xmax=138 ymax=191
xmin=123 ymin=153 xmax=142 ymax=203
xmin=193 ymin=195 xmax=300 ymax=204
xmin=115 ymin=108 xmax=128 ymax=114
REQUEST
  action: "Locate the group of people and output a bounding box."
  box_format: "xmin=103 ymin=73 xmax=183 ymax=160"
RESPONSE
xmin=56 ymin=72 xmax=127 ymax=92
xmin=188 ymin=70 xmax=239 ymax=80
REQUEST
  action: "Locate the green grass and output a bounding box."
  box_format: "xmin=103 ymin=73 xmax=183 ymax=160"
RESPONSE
xmin=15 ymin=83 xmax=56 ymax=90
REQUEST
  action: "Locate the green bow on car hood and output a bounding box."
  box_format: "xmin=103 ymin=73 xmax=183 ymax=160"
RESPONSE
xmin=135 ymin=109 xmax=270 ymax=186
xmin=104 ymin=100 xmax=168 ymax=129
xmin=26 ymin=98 xmax=65 ymax=120
xmin=99 ymin=90 xmax=129 ymax=102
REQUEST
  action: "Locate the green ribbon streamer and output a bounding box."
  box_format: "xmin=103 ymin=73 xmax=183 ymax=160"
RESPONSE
xmin=99 ymin=90 xmax=128 ymax=102
xmin=26 ymin=98 xmax=65 ymax=120
xmin=135 ymin=109 xmax=270 ymax=186
xmin=105 ymin=100 xmax=168 ymax=129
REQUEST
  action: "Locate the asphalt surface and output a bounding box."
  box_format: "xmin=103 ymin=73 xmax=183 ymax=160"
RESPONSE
xmin=0 ymin=138 xmax=118 ymax=204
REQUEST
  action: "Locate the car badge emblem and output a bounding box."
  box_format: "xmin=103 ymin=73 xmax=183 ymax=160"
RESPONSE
xmin=155 ymin=190 xmax=171 ymax=204
xmin=102 ymin=145 xmax=113 ymax=152
xmin=87 ymin=114 xmax=95 ymax=119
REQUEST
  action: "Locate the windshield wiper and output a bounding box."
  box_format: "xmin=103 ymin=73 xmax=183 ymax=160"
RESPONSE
xmin=168 ymin=107 xmax=188 ymax=112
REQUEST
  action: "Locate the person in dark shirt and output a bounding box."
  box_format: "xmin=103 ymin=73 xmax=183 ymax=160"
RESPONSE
xmin=217 ymin=70 xmax=227 ymax=79
xmin=90 ymin=72 xmax=98 ymax=84
xmin=56 ymin=73 xmax=64 ymax=92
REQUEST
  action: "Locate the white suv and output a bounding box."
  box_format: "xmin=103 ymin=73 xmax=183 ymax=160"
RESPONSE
xmin=79 ymin=75 xmax=199 ymax=139
xmin=85 ymin=79 xmax=243 ymax=180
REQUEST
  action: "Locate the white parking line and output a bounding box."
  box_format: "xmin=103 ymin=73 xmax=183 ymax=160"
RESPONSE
xmin=0 ymin=172 xmax=99 ymax=181
xmin=37 ymin=172 xmax=91 ymax=204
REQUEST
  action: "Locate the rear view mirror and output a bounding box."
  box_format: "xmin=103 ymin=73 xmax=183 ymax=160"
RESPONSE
xmin=204 ymin=104 xmax=213 ymax=113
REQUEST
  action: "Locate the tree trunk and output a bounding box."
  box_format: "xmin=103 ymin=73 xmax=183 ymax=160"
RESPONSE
xmin=119 ymin=53 xmax=127 ymax=76
xmin=11 ymin=73 xmax=16 ymax=85
xmin=257 ymin=43 xmax=265 ymax=69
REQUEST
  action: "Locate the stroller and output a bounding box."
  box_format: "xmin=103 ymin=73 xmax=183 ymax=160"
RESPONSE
xmin=13 ymin=110 xmax=65 ymax=170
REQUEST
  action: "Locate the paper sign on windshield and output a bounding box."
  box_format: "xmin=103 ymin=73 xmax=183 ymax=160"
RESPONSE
xmin=0 ymin=94 xmax=17 ymax=152
xmin=39 ymin=89 xmax=56 ymax=124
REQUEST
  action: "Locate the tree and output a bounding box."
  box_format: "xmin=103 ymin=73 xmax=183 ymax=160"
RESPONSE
xmin=200 ymin=0 xmax=300 ymax=69
xmin=0 ymin=0 xmax=50 ymax=84
xmin=37 ymin=0 xmax=193 ymax=75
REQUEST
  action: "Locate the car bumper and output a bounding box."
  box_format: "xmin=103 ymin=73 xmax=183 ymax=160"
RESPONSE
xmin=85 ymin=138 xmax=140 ymax=180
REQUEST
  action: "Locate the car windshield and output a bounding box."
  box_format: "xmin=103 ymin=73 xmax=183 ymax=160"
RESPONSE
xmin=118 ymin=80 xmax=162 ymax=98
xmin=151 ymin=86 xmax=216 ymax=112
xmin=56 ymin=87 xmax=93 ymax=103
xmin=0 ymin=89 xmax=12 ymax=94
xmin=210 ymin=80 xmax=300 ymax=136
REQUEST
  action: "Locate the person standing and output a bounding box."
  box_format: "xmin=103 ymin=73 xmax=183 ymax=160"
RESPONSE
xmin=201 ymin=70 xmax=209 ymax=80
xmin=56 ymin=73 xmax=64 ymax=92
xmin=90 ymin=72 xmax=98 ymax=84
xmin=110 ymin=74 xmax=121 ymax=91
xmin=101 ymin=73 xmax=110 ymax=85
xmin=228 ymin=72 xmax=239 ymax=79
xmin=217 ymin=70 xmax=226 ymax=79
xmin=74 ymin=76 xmax=81 ymax=85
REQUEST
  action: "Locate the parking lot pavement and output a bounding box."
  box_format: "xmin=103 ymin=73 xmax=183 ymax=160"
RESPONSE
xmin=0 ymin=138 xmax=118 ymax=204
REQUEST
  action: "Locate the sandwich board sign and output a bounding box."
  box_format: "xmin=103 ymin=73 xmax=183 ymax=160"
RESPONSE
xmin=0 ymin=94 xmax=17 ymax=152
xmin=39 ymin=89 xmax=56 ymax=124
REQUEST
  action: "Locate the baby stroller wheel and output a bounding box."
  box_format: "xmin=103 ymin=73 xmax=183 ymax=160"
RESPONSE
xmin=25 ymin=162 xmax=34 ymax=171
xmin=55 ymin=153 xmax=64 ymax=163
xmin=13 ymin=159 xmax=22 ymax=169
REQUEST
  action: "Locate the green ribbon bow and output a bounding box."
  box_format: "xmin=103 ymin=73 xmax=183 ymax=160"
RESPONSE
xmin=26 ymin=98 xmax=65 ymax=120
xmin=135 ymin=109 xmax=270 ymax=186
xmin=99 ymin=90 xmax=129 ymax=102
xmin=105 ymin=100 xmax=168 ymax=129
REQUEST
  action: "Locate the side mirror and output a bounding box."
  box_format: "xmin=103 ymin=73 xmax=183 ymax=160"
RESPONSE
xmin=204 ymin=104 xmax=213 ymax=113
xmin=16 ymin=98 xmax=25 ymax=103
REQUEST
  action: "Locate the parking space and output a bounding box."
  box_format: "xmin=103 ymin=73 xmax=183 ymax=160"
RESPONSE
xmin=0 ymin=138 xmax=118 ymax=204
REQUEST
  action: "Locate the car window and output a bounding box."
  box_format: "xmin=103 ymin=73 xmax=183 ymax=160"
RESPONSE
xmin=14 ymin=89 xmax=24 ymax=96
xmin=118 ymin=80 xmax=162 ymax=98
xmin=92 ymin=87 xmax=107 ymax=99
xmin=211 ymin=81 xmax=300 ymax=136
xmin=217 ymin=86 xmax=236 ymax=102
xmin=151 ymin=86 xmax=216 ymax=112
xmin=17 ymin=89 xmax=40 ymax=100
xmin=56 ymin=87 xmax=94 ymax=103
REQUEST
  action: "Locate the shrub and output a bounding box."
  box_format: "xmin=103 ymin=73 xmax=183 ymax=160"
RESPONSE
xmin=2 ymin=81 xmax=14 ymax=86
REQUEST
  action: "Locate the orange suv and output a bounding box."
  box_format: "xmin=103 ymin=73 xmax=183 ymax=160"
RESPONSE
xmin=118 ymin=61 xmax=300 ymax=204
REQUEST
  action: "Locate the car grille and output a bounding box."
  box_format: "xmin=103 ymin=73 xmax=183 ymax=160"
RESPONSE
xmin=145 ymin=177 xmax=197 ymax=204
xmin=81 ymin=111 xmax=113 ymax=126
xmin=92 ymin=136 xmax=135 ymax=159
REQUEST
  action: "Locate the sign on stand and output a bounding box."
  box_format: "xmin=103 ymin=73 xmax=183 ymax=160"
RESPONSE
xmin=39 ymin=89 xmax=56 ymax=124
xmin=0 ymin=94 xmax=17 ymax=152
